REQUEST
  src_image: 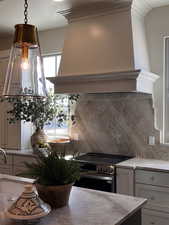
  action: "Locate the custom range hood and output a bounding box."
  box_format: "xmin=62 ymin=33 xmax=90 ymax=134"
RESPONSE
xmin=49 ymin=0 xmax=159 ymax=94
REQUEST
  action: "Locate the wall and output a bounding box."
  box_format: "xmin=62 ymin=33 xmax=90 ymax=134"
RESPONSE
xmin=0 ymin=26 xmax=67 ymax=54
xmin=131 ymin=12 xmax=150 ymax=72
xmin=0 ymin=37 xmax=13 ymax=51
xmin=39 ymin=26 xmax=67 ymax=55
xmin=145 ymin=6 xmax=169 ymax=141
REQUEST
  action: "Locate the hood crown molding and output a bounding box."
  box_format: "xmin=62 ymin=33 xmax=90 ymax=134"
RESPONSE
xmin=48 ymin=70 xmax=159 ymax=94
xmin=59 ymin=1 xmax=132 ymax=22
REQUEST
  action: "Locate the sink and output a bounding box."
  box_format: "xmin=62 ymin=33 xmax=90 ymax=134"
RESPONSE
xmin=0 ymin=174 xmax=34 ymax=218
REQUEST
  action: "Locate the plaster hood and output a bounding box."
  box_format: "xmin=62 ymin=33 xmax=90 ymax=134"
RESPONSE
xmin=49 ymin=1 xmax=159 ymax=94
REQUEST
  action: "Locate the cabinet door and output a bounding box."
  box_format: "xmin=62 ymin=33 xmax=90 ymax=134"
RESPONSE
xmin=0 ymin=54 xmax=9 ymax=148
xmin=142 ymin=209 xmax=169 ymax=225
xmin=0 ymin=51 xmax=20 ymax=149
xmin=136 ymin=169 xmax=169 ymax=188
xmin=136 ymin=183 xmax=169 ymax=213
xmin=0 ymin=50 xmax=32 ymax=150
xmin=0 ymin=166 xmax=13 ymax=175
xmin=4 ymin=101 xmax=21 ymax=149
xmin=14 ymin=155 xmax=36 ymax=167
xmin=13 ymin=166 xmax=28 ymax=176
xmin=116 ymin=167 xmax=134 ymax=196
xmin=0 ymin=54 xmax=9 ymax=85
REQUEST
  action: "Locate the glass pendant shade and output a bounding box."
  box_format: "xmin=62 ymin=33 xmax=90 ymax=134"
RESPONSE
xmin=2 ymin=24 xmax=48 ymax=97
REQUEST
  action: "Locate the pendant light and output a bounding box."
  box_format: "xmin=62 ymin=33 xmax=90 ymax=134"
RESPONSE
xmin=2 ymin=0 xmax=47 ymax=97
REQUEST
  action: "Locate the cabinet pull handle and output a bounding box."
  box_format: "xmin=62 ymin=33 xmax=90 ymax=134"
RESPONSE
xmin=150 ymin=176 xmax=155 ymax=181
xmin=150 ymin=222 xmax=155 ymax=225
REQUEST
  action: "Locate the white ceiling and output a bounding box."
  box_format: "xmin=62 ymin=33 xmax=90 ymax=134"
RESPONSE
xmin=148 ymin=0 xmax=169 ymax=8
xmin=0 ymin=0 xmax=169 ymax=37
xmin=0 ymin=0 xmax=70 ymax=37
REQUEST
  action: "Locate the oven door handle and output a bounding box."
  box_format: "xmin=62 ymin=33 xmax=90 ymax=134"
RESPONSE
xmin=80 ymin=173 xmax=113 ymax=181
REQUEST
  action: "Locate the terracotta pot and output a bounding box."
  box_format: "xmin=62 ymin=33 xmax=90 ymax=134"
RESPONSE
xmin=35 ymin=183 xmax=73 ymax=209
xmin=31 ymin=128 xmax=48 ymax=149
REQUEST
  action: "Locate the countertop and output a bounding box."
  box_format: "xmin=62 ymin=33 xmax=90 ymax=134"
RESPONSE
xmin=0 ymin=187 xmax=146 ymax=225
xmin=5 ymin=150 xmax=35 ymax=157
xmin=117 ymin=157 xmax=169 ymax=172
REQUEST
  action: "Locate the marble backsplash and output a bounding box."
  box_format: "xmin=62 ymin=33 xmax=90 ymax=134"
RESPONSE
xmin=70 ymin=93 xmax=169 ymax=161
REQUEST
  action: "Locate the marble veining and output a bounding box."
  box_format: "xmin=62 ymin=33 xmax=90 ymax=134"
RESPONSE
xmin=70 ymin=93 xmax=169 ymax=160
xmin=2 ymin=187 xmax=146 ymax=225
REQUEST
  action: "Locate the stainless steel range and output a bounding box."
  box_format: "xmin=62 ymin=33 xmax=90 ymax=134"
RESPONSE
xmin=74 ymin=153 xmax=131 ymax=193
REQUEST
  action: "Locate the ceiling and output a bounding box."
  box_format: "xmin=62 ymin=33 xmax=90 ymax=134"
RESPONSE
xmin=0 ymin=0 xmax=169 ymax=38
xmin=147 ymin=0 xmax=169 ymax=8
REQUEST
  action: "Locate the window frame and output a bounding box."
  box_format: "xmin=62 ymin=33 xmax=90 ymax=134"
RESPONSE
xmin=163 ymin=37 xmax=169 ymax=143
xmin=42 ymin=53 xmax=70 ymax=139
xmin=43 ymin=52 xmax=62 ymax=77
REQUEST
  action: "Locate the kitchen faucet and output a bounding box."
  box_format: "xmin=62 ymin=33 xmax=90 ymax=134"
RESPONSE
xmin=0 ymin=148 xmax=7 ymax=164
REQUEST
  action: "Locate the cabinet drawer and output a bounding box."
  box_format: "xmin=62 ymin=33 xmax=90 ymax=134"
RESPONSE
xmin=142 ymin=209 xmax=169 ymax=225
xmin=0 ymin=166 xmax=13 ymax=175
xmin=0 ymin=154 xmax=12 ymax=165
xmin=136 ymin=183 xmax=169 ymax=213
xmin=14 ymin=155 xmax=36 ymax=167
xmin=136 ymin=169 xmax=169 ymax=187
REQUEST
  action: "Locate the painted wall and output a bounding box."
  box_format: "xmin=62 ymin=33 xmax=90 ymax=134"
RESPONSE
xmin=0 ymin=26 xmax=67 ymax=54
xmin=131 ymin=12 xmax=150 ymax=72
xmin=39 ymin=26 xmax=67 ymax=55
xmin=145 ymin=6 xmax=169 ymax=140
xmin=0 ymin=37 xmax=13 ymax=51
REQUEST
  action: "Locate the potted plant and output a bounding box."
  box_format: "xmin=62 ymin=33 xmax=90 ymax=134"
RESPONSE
xmin=3 ymin=94 xmax=79 ymax=150
xmin=21 ymin=150 xmax=80 ymax=209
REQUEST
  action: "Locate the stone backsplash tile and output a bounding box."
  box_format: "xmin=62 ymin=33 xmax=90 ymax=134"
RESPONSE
xmin=69 ymin=93 xmax=169 ymax=160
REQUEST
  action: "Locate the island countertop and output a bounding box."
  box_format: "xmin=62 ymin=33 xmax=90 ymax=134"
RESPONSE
xmin=1 ymin=186 xmax=146 ymax=225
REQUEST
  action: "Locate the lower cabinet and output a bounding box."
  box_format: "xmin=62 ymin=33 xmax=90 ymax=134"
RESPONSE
xmin=136 ymin=183 xmax=169 ymax=213
xmin=0 ymin=166 xmax=12 ymax=175
xmin=136 ymin=169 xmax=169 ymax=225
xmin=116 ymin=168 xmax=134 ymax=196
xmin=117 ymin=166 xmax=169 ymax=225
xmin=142 ymin=209 xmax=169 ymax=225
xmin=0 ymin=153 xmax=35 ymax=176
xmin=13 ymin=166 xmax=28 ymax=176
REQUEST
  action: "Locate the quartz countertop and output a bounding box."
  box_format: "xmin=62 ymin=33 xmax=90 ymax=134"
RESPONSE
xmin=117 ymin=157 xmax=169 ymax=172
xmin=0 ymin=187 xmax=146 ymax=225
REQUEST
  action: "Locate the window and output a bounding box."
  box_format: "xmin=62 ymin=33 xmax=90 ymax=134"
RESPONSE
xmin=43 ymin=54 xmax=70 ymax=140
xmin=43 ymin=54 xmax=61 ymax=94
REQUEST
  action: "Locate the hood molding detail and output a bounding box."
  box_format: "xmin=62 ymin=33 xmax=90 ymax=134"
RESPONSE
xmin=48 ymin=70 xmax=158 ymax=94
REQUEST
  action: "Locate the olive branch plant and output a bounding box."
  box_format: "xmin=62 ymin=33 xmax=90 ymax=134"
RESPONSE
xmin=1 ymin=94 xmax=79 ymax=130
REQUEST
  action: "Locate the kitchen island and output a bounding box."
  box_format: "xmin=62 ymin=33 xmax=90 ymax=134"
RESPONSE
xmin=0 ymin=182 xmax=146 ymax=225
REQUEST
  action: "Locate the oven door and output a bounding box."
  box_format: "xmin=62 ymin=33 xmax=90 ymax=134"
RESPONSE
xmin=74 ymin=174 xmax=115 ymax=192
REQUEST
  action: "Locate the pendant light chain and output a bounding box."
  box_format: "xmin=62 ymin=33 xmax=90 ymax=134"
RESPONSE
xmin=24 ymin=0 xmax=28 ymax=24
